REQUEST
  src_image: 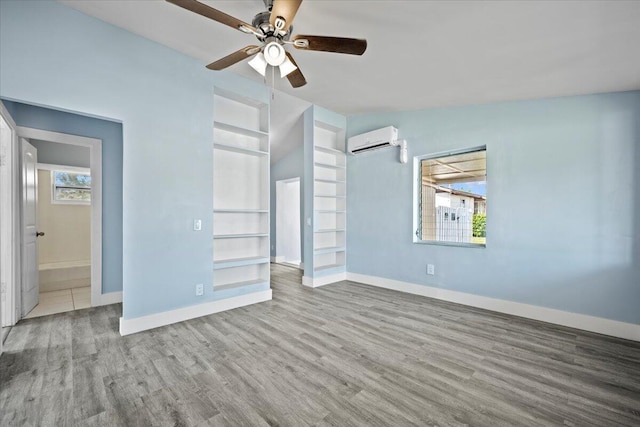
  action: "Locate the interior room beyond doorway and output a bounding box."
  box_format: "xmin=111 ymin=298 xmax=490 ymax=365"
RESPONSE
xmin=275 ymin=177 xmax=301 ymax=268
xmin=26 ymin=143 xmax=92 ymax=318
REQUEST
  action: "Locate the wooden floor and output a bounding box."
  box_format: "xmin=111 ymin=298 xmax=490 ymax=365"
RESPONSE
xmin=1 ymin=264 xmax=639 ymax=426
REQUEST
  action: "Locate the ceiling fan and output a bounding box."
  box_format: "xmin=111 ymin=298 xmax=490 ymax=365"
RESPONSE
xmin=166 ymin=0 xmax=368 ymax=88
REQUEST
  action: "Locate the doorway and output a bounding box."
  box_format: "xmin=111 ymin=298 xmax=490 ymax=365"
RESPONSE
xmin=17 ymin=128 xmax=102 ymax=319
xmin=24 ymin=160 xmax=92 ymax=318
xmin=275 ymin=177 xmax=301 ymax=268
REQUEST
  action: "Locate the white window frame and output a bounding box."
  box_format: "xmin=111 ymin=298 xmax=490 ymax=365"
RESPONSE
xmin=412 ymin=145 xmax=487 ymax=248
xmin=38 ymin=164 xmax=91 ymax=205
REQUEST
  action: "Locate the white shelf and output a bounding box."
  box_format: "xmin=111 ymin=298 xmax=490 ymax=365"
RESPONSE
xmin=314 ymin=145 xmax=344 ymax=155
xmin=213 ymin=279 xmax=269 ymax=292
xmin=213 ymin=233 xmax=268 ymax=239
xmin=314 ymin=263 xmax=345 ymax=272
xmin=315 ymin=162 xmax=345 ymax=170
xmin=214 ymin=209 xmax=268 ymax=213
xmin=314 ymin=246 xmax=346 ymax=255
xmin=214 ymin=256 xmax=270 ymax=270
xmin=314 ymin=178 xmax=346 ymax=184
xmin=315 ymin=194 xmax=346 ymax=199
xmin=315 ymin=228 xmax=345 ymax=233
xmin=214 ymin=142 xmax=268 ymax=156
xmin=214 ymin=121 xmax=268 ymax=138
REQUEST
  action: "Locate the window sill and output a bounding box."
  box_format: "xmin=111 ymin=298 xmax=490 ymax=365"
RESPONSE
xmin=51 ymin=200 xmax=91 ymax=206
xmin=413 ymin=240 xmax=486 ymax=249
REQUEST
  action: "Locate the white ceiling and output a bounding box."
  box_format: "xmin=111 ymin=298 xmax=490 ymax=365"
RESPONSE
xmin=58 ymin=1 xmax=640 ymax=162
xmin=60 ymin=0 xmax=640 ymax=116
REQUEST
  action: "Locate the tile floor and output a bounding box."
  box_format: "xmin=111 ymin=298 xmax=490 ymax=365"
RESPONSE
xmin=23 ymin=286 xmax=90 ymax=319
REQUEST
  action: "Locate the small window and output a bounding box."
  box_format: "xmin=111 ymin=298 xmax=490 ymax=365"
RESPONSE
xmin=416 ymin=146 xmax=486 ymax=246
xmin=52 ymin=170 xmax=91 ymax=204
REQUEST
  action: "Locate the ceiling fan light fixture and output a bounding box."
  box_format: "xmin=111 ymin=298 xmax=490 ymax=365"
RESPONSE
xmin=279 ymin=56 xmax=297 ymax=78
xmin=248 ymin=52 xmax=268 ymax=76
xmin=264 ymin=41 xmax=286 ymax=66
xmin=165 ymin=0 xmax=366 ymax=88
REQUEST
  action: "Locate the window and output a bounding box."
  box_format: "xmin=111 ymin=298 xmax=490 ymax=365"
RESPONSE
xmin=416 ymin=146 xmax=486 ymax=246
xmin=52 ymin=170 xmax=91 ymax=204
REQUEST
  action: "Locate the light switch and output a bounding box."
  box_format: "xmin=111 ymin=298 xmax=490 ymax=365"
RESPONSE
xmin=194 ymin=219 xmax=202 ymax=231
xmin=307 ymin=217 xmax=312 ymax=226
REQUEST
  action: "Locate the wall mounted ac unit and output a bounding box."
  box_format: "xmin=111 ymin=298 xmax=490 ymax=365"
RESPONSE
xmin=347 ymin=126 xmax=398 ymax=154
xmin=347 ymin=126 xmax=407 ymax=163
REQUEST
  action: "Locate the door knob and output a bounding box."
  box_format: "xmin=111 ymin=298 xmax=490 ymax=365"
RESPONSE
xmin=36 ymin=231 xmax=45 ymax=237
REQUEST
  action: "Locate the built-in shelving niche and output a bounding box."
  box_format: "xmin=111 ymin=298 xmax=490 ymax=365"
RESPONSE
xmin=303 ymin=107 xmax=348 ymax=285
xmin=213 ymin=88 xmax=270 ymax=292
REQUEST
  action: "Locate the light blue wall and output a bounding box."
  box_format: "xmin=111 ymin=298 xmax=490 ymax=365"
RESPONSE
xmin=0 ymin=0 xmax=269 ymax=318
xmin=270 ymin=145 xmax=304 ymax=259
xmin=1 ymin=100 xmax=122 ymax=294
xmin=30 ymin=139 xmax=90 ymax=169
xmin=347 ymin=91 xmax=640 ymax=324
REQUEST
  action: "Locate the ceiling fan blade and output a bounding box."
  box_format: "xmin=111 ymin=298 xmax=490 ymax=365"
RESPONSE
xmin=206 ymin=46 xmax=261 ymax=70
xmin=293 ymin=35 xmax=367 ymax=55
xmin=270 ymin=0 xmax=303 ymax=32
xmin=284 ymin=52 xmax=306 ymax=88
xmin=166 ymin=0 xmax=257 ymax=34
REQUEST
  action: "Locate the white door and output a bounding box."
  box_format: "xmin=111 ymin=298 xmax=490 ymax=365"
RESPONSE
xmin=21 ymin=139 xmax=39 ymax=316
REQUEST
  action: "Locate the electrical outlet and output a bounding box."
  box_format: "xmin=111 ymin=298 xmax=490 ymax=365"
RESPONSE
xmin=195 ymin=283 xmax=204 ymax=296
xmin=193 ymin=219 xmax=202 ymax=231
xmin=427 ymin=264 xmax=435 ymax=275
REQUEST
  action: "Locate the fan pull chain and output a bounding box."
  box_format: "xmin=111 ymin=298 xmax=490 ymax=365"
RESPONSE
xmin=271 ymin=65 xmax=275 ymax=90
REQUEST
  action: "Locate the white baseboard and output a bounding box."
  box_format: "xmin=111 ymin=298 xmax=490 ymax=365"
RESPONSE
xmin=302 ymin=272 xmax=347 ymax=288
xmin=347 ymin=273 xmax=640 ymax=342
xmin=94 ymin=291 xmax=122 ymax=306
xmin=119 ymin=289 xmax=272 ymax=336
xmin=271 ymin=258 xmax=303 ymax=270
